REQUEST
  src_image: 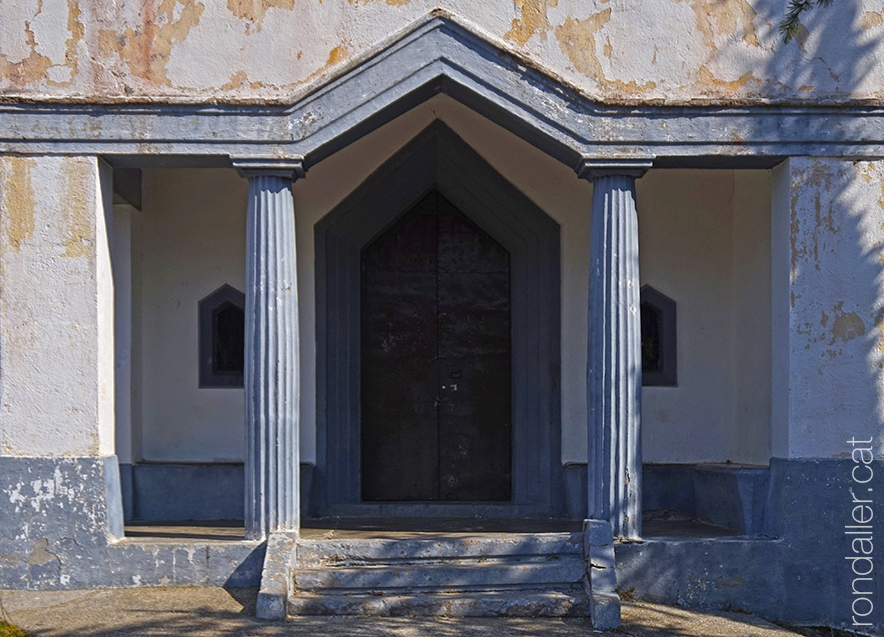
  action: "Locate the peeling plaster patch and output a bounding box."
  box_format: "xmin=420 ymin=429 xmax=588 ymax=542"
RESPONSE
xmin=829 ymin=301 xmax=866 ymax=345
xmin=696 ymin=67 xmax=756 ymax=93
xmin=691 ymin=0 xmax=759 ymax=49
xmin=61 ymin=159 xmax=93 ymax=258
xmin=306 ymin=43 xmax=350 ymax=82
xmin=7 ymin=482 xmax=27 ymax=506
xmin=27 ymin=539 xmax=59 ymax=566
xmin=220 ymin=70 xmax=266 ymax=90
xmin=790 ymin=160 xmax=841 ymax=279
xmin=504 ymin=0 xmax=559 ymax=46
xmin=860 ymin=11 xmax=883 ymax=30
xmin=0 ymin=0 xmax=82 ymax=87
xmin=0 ymin=157 xmax=37 ymax=253
xmin=226 ymin=0 xmax=294 ymax=33
xmin=52 ymin=0 xmax=84 ymax=87
xmin=555 ymin=10 xmax=659 ymax=95
xmin=0 ymin=6 xmax=51 ymax=87
xmin=97 ymin=0 xmax=205 ymax=87
xmin=30 ymin=1 xmax=72 ymax=66
xmin=555 ymin=10 xmax=611 ymax=79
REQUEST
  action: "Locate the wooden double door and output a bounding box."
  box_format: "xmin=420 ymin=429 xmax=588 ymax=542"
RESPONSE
xmin=360 ymin=192 xmax=512 ymax=501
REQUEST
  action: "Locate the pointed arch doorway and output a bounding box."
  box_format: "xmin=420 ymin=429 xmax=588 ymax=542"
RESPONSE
xmin=315 ymin=121 xmax=562 ymax=517
xmin=361 ymin=191 xmax=512 ymax=502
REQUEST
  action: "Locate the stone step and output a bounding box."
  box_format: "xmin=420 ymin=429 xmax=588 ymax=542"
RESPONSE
xmin=287 ymin=590 xmax=592 ymax=617
xmin=293 ymin=556 xmax=586 ymax=592
xmin=296 ymin=533 xmax=582 ymax=566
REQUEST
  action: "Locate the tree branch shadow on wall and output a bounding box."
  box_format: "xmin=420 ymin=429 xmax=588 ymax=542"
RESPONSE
xmin=622 ymin=0 xmax=884 ymax=629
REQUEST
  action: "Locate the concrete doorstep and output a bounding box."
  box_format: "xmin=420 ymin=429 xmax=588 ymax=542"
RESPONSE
xmin=0 ymin=587 xmax=829 ymax=637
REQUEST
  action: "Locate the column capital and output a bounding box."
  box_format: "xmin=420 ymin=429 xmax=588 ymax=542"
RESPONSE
xmin=232 ymin=157 xmax=306 ymax=181
xmin=575 ymin=158 xmax=653 ymax=181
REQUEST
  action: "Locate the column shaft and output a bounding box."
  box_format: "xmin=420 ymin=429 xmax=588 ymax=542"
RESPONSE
xmin=587 ymin=173 xmax=643 ymax=540
xmin=243 ymin=172 xmax=300 ymax=541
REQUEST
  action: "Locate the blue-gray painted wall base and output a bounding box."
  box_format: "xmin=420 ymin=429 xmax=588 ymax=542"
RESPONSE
xmin=0 ymin=456 xmax=263 ymax=589
xmin=568 ymin=463 xmax=769 ymax=535
xmin=617 ymin=458 xmax=884 ymax=633
xmin=127 ymin=463 xmax=245 ymax=521
xmin=2 ymin=455 xmax=880 ymax=635
xmin=0 ymin=456 xmax=119 ymax=588
xmin=119 ymin=462 xmax=135 ymax=522
xmin=121 ymin=463 xmax=315 ymax=522
xmin=694 ymin=466 xmax=769 ymax=536
xmin=103 ymin=455 xmax=125 ymax=541
xmin=642 ymin=465 xmax=696 ymax=514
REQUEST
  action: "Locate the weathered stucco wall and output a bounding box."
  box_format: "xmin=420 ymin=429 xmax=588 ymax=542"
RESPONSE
xmin=132 ymin=95 xmax=772 ymax=465
xmin=772 ymin=157 xmax=884 ymax=459
xmin=0 ymin=0 xmax=882 ymax=104
xmin=0 ymin=155 xmax=115 ymax=457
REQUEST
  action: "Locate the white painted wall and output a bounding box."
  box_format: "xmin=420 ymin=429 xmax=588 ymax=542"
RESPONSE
xmin=0 ymin=155 xmax=115 ymax=457
xmin=772 ymin=157 xmax=884 ymax=459
xmin=136 ymin=168 xmax=248 ymax=462
xmin=135 ymin=95 xmax=772 ymax=465
xmin=732 ymin=171 xmax=773 ymax=464
xmin=637 ymin=169 xmax=771 ymax=465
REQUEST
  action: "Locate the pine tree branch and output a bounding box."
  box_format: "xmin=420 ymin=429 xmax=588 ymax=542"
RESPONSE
xmin=779 ymin=0 xmax=832 ymax=43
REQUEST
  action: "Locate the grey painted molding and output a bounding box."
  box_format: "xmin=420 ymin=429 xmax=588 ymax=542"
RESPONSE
xmin=233 ymin=158 xmax=306 ymax=180
xmin=242 ymin=170 xmax=301 ymax=540
xmin=583 ymin=172 xmax=643 ymax=540
xmin=575 ymin=159 xmax=654 ymax=180
xmin=3 ymin=17 xmax=884 ymax=165
xmin=315 ymin=120 xmax=562 ymax=516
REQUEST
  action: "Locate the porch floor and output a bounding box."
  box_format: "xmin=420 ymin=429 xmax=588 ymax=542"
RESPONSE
xmin=122 ymin=510 xmax=738 ymax=542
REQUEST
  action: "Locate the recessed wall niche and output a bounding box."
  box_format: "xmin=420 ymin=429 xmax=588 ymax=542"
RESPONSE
xmin=199 ymin=284 xmax=246 ymax=388
xmin=641 ymin=285 xmax=677 ymax=387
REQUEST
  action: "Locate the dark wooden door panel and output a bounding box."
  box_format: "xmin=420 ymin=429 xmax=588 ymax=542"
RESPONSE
xmin=437 ymin=196 xmax=511 ymax=501
xmin=437 ymin=354 xmax=511 ymax=500
xmin=361 ymin=192 xmax=511 ymax=502
xmin=361 ymin=196 xmax=438 ymax=501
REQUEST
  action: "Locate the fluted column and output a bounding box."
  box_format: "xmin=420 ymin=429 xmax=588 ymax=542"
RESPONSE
xmin=578 ymin=159 xmax=651 ymax=540
xmin=234 ymin=158 xmax=305 ymax=541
